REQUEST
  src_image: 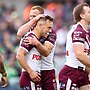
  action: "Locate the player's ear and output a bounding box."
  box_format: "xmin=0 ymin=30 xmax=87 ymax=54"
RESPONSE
xmin=80 ymin=13 xmax=85 ymax=19
xmin=39 ymin=22 xmax=45 ymax=29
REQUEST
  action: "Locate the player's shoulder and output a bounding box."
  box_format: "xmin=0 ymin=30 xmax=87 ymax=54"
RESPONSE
xmin=25 ymin=31 xmax=38 ymax=39
xmin=50 ymin=30 xmax=56 ymax=35
xmin=45 ymin=30 xmax=56 ymax=45
xmin=69 ymin=23 xmax=86 ymax=37
xmin=48 ymin=30 xmax=57 ymax=39
xmin=73 ymin=23 xmax=86 ymax=33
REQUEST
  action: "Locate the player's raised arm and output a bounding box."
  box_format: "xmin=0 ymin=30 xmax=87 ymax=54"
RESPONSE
xmin=17 ymin=5 xmax=44 ymax=38
xmin=0 ymin=54 xmax=8 ymax=87
xmin=17 ymin=14 xmax=45 ymax=38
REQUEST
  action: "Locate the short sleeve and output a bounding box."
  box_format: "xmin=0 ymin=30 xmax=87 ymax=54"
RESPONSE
xmin=20 ymin=37 xmax=33 ymax=52
xmin=20 ymin=32 xmax=37 ymax=52
xmin=72 ymin=28 xmax=86 ymax=44
xmin=46 ymin=31 xmax=57 ymax=45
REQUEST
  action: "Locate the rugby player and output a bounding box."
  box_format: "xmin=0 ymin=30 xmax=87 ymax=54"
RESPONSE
xmin=16 ymin=15 xmax=54 ymax=90
xmin=59 ymin=3 xmax=90 ymax=90
xmin=17 ymin=5 xmax=57 ymax=90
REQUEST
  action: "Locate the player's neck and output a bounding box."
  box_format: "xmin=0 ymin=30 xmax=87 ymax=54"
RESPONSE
xmin=32 ymin=29 xmax=41 ymax=39
xmin=79 ymin=20 xmax=89 ymax=30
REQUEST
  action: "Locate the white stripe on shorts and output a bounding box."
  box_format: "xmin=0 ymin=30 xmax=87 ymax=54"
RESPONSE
xmin=66 ymin=78 xmax=72 ymax=90
xmin=31 ymin=81 xmax=35 ymax=90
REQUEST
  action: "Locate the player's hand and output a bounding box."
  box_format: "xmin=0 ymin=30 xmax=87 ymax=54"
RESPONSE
xmin=29 ymin=71 xmax=41 ymax=83
xmin=88 ymin=73 xmax=90 ymax=81
xmin=35 ymin=14 xmax=45 ymax=20
xmin=24 ymin=37 xmax=39 ymax=46
xmin=1 ymin=76 xmax=8 ymax=87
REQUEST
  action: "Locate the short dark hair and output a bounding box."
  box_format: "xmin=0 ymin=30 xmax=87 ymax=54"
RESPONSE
xmin=45 ymin=15 xmax=53 ymax=21
xmin=37 ymin=15 xmax=53 ymax=23
xmin=31 ymin=5 xmax=44 ymax=14
xmin=36 ymin=15 xmax=53 ymax=26
xmin=73 ymin=3 xmax=89 ymax=23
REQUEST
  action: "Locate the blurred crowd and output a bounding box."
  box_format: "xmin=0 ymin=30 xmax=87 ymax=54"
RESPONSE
xmin=0 ymin=0 xmax=90 ymax=90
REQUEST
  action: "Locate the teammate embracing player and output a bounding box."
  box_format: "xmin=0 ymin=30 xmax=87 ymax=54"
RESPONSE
xmin=17 ymin=5 xmax=57 ymax=90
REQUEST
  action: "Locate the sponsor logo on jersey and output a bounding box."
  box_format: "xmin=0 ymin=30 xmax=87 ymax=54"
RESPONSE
xmin=73 ymin=31 xmax=84 ymax=42
xmin=32 ymin=54 xmax=42 ymax=60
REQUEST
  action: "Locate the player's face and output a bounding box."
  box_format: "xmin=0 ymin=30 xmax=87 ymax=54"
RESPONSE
xmin=83 ymin=6 xmax=90 ymax=24
xmin=29 ymin=9 xmax=40 ymax=20
xmin=42 ymin=20 xmax=53 ymax=37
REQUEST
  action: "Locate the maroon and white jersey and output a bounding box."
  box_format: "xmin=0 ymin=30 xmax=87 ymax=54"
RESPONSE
xmin=41 ymin=31 xmax=57 ymax=70
xmin=19 ymin=31 xmax=42 ymax=72
xmin=65 ymin=22 xmax=90 ymax=69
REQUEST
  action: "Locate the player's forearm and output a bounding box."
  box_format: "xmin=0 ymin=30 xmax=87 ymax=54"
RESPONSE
xmin=76 ymin=52 xmax=90 ymax=68
xmin=17 ymin=21 xmax=32 ymax=37
xmin=16 ymin=54 xmax=33 ymax=74
xmin=85 ymin=67 xmax=90 ymax=73
xmin=0 ymin=54 xmax=7 ymax=76
xmin=35 ymin=42 xmax=51 ymax=57
xmin=17 ymin=17 xmax=38 ymax=37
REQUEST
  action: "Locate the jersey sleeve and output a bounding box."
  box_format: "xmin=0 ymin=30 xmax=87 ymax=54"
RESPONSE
xmin=20 ymin=33 xmax=37 ymax=52
xmin=20 ymin=37 xmax=33 ymax=52
xmin=46 ymin=31 xmax=57 ymax=45
xmin=72 ymin=28 xmax=86 ymax=44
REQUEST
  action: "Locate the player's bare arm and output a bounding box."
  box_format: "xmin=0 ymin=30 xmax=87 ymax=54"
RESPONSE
xmin=85 ymin=67 xmax=90 ymax=82
xmin=0 ymin=54 xmax=8 ymax=87
xmin=36 ymin=41 xmax=54 ymax=57
xmin=85 ymin=67 xmax=90 ymax=73
xmin=17 ymin=14 xmax=45 ymax=38
xmin=16 ymin=48 xmax=41 ymax=82
xmin=24 ymin=37 xmax=54 ymax=57
xmin=73 ymin=44 xmax=90 ymax=68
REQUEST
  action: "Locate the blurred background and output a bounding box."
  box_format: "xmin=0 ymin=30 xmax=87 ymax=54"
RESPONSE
xmin=0 ymin=0 xmax=90 ymax=90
